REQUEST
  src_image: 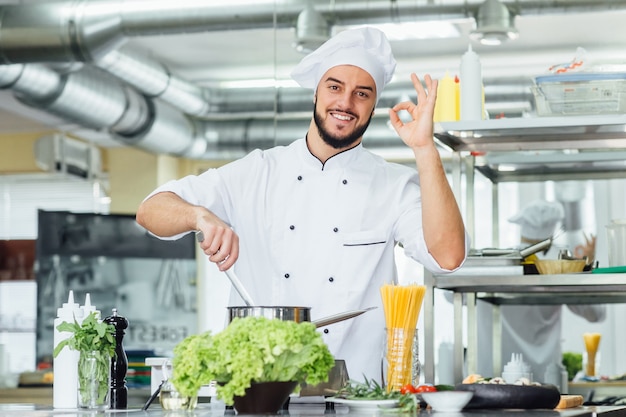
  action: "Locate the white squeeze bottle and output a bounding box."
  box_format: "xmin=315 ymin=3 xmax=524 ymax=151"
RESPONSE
xmin=53 ymin=290 xmax=82 ymax=409
xmin=459 ymin=44 xmax=483 ymax=121
xmin=81 ymin=293 xmax=100 ymax=319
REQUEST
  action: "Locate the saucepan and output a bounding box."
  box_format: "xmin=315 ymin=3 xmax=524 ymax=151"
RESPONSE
xmin=228 ymin=306 xmax=377 ymax=328
xmin=195 ymin=231 xmax=376 ymax=328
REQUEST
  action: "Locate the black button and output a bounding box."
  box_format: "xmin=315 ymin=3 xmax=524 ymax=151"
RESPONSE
xmin=333 ymin=227 xmax=339 ymax=233
xmin=328 ymin=277 xmax=334 ymax=282
xmin=297 ymin=176 xmax=303 ymax=181
xmin=284 ymin=273 xmax=290 ymax=279
xmin=289 ymin=225 xmax=295 ymax=230
xmin=323 ymin=329 xmax=329 ymax=334
xmin=342 ymin=179 xmax=348 ymax=184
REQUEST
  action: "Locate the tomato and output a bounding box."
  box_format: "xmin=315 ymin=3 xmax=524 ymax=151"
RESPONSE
xmin=400 ymin=383 xmax=418 ymax=394
xmin=415 ymin=384 xmax=437 ymax=393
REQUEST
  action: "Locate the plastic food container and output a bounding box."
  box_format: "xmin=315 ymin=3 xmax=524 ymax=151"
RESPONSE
xmin=532 ymin=72 xmax=626 ymax=116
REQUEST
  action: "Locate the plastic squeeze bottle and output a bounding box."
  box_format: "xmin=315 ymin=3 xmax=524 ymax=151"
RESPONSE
xmin=459 ymin=44 xmax=483 ymax=121
xmin=434 ymin=71 xmax=459 ymax=122
xmin=53 ymin=290 xmax=83 ymax=409
xmin=80 ymin=293 xmax=100 ymax=319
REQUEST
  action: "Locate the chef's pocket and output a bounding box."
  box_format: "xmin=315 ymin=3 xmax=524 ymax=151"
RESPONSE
xmin=342 ymin=230 xmax=387 ymax=248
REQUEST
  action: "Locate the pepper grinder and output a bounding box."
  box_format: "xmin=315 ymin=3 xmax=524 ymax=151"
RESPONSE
xmin=104 ymin=308 xmax=129 ymax=409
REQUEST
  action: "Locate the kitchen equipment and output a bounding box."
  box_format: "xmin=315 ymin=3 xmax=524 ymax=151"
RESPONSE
xmin=195 ymin=231 xmax=255 ymax=306
xmin=228 ymin=306 xmax=376 ymax=328
xmin=470 ymin=233 xmax=559 ymax=261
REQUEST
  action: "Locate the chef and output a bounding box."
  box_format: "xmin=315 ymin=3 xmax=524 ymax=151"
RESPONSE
xmin=477 ymin=200 xmax=605 ymax=381
xmin=136 ymin=27 xmax=469 ymax=381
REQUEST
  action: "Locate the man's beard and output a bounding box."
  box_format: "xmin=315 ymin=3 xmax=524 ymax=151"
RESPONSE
xmin=313 ymin=102 xmax=373 ymax=150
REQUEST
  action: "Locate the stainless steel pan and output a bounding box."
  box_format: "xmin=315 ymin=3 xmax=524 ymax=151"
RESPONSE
xmin=228 ymin=306 xmax=376 ymax=328
xmin=196 ymin=231 xmax=376 ymax=327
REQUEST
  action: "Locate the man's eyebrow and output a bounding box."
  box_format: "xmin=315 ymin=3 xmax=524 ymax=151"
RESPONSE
xmin=323 ymin=76 xmax=374 ymax=92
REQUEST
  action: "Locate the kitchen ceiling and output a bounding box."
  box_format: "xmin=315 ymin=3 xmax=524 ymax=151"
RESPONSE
xmin=1 ymin=0 xmax=626 ymax=159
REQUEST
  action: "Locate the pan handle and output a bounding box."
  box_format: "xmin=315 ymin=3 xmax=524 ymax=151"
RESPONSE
xmin=312 ymin=307 xmax=377 ymax=328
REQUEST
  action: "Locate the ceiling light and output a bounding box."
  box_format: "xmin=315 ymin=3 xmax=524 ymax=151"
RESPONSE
xmin=470 ymin=0 xmax=519 ymax=46
xmin=293 ymin=4 xmax=330 ymax=54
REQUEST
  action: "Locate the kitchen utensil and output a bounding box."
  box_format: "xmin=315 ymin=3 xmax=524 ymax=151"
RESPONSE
xmin=227 ymin=306 xmax=376 ymax=328
xmin=141 ymin=380 xmax=164 ymax=411
xmin=195 ymin=231 xmax=255 ymax=306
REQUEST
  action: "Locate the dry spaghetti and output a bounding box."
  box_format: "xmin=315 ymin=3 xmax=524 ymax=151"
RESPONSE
xmin=380 ymin=283 xmax=426 ymax=392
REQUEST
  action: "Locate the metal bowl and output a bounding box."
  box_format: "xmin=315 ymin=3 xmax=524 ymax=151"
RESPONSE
xmin=227 ymin=306 xmax=311 ymax=323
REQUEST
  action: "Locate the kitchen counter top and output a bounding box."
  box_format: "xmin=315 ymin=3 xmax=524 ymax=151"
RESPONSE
xmin=0 ymin=402 xmax=625 ymax=417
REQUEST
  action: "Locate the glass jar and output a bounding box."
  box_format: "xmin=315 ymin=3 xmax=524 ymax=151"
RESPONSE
xmin=78 ymin=350 xmax=110 ymax=409
xmin=381 ymin=327 xmax=420 ymax=392
xmin=158 ymin=359 xmax=198 ymax=411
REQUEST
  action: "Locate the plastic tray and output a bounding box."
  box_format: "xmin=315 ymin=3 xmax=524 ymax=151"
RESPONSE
xmin=533 ymin=72 xmax=626 ymax=116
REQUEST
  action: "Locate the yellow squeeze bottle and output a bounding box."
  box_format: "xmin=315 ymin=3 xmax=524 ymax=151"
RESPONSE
xmin=434 ymin=71 xmax=458 ymax=122
xmin=583 ymin=332 xmax=601 ymax=376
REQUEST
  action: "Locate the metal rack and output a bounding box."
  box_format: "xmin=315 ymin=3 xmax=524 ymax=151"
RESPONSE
xmin=422 ymin=115 xmax=626 ymax=384
xmin=423 ymin=268 xmax=626 ymax=384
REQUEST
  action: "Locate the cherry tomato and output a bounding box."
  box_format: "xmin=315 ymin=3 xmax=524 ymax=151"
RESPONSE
xmin=415 ymin=384 xmax=437 ymax=393
xmin=400 ymin=383 xmax=418 ymax=394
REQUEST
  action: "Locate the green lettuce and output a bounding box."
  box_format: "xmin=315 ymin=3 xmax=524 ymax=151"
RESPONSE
xmin=171 ymin=317 xmax=335 ymax=405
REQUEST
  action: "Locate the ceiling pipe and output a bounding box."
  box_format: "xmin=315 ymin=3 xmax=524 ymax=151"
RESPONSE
xmin=0 ymin=0 xmax=621 ymax=159
xmin=2 ymin=0 xmax=626 ymax=65
xmin=96 ymin=47 xmax=214 ymax=117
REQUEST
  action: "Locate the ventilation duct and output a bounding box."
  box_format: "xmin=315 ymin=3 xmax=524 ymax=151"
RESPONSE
xmin=0 ymin=0 xmax=625 ymax=158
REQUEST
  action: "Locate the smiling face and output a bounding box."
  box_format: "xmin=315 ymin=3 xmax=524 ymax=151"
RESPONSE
xmin=312 ymin=65 xmax=377 ymax=151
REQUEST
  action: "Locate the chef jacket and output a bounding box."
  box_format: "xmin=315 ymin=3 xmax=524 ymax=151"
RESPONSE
xmin=147 ymin=138 xmax=468 ymax=381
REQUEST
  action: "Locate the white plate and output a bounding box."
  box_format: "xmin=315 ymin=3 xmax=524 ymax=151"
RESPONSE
xmin=326 ymin=398 xmax=400 ymax=410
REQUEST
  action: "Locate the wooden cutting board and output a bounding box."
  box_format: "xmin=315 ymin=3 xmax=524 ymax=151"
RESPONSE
xmin=555 ymin=395 xmax=584 ymax=409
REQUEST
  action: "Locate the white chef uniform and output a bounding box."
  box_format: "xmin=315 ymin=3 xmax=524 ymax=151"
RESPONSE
xmin=147 ymin=137 xmax=466 ymax=381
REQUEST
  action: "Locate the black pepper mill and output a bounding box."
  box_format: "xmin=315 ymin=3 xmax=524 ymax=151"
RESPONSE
xmin=104 ymin=308 xmax=129 ymax=409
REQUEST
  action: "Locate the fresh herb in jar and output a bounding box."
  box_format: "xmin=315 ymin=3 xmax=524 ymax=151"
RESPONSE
xmin=53 ymin=312 xmax=116 ymax=407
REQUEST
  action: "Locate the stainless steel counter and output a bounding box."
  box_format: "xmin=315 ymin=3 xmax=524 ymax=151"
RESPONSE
xmin=1 ymin=403 xmax=625 ymax=417
xmin=422 ymin=265 xmax=626 ymax=384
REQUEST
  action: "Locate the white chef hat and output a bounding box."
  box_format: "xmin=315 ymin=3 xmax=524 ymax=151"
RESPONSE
xmin=508 ymin=200 xmax=565 ymax=241
xmin=290 ymin=27 xmax=396 ymax=102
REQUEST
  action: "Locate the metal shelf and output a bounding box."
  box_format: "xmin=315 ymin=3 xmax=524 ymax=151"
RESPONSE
xmin=435 ymin=114 xmax=626 ymax=153
xmin=423 ymin=270 xmax=626 ymax=384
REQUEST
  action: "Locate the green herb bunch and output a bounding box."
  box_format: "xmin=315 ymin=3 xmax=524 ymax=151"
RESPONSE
xmin=171 ymin=317 xmax=336 ymax=405
xmin=335 ymin=377 xmax=417 ymax=413
xmin=53 ymin=312 xmax=116 ymax=406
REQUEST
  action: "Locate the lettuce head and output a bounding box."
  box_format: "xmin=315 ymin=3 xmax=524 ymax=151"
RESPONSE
xmin=171 ymin=316 xmax=335 ymax=405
